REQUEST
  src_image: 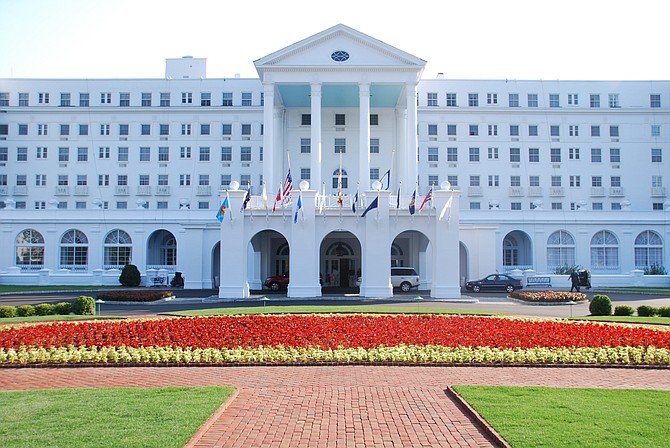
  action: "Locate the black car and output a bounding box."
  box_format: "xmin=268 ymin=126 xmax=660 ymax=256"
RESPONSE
xmin=464 ymin=274 xmax=523 ymax=293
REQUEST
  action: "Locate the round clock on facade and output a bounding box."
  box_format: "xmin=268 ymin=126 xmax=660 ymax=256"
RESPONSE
xmin=331 ymin=50 xmax=350 ymax=62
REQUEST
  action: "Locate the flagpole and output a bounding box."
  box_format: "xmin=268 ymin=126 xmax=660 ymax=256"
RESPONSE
xmin=390 ymin=149 xmax=395 ymax=190
xmin=227 ymin=190 xmax=233 ymax=222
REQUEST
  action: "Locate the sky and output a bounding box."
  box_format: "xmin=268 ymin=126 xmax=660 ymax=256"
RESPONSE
xmin=1 ymin=0 xmax=668 ymax=81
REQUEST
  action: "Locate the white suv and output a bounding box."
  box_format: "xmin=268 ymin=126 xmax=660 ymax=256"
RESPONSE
xmin=391 ymin=267 xmax=420 ymax=292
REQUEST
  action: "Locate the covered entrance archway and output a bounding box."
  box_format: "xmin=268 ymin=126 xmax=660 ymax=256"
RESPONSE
xmin=392 ymin=230 xmax=431 ymax=290
xmin=320 ymin=231 xmax=361 ymax=291
xmin=502 ymin=230 xmax=533 ymax=273
xmin=249 ymin=230 xmax=290 ymax=290
xmin=146 ymin=229 xmax=177 ymax=274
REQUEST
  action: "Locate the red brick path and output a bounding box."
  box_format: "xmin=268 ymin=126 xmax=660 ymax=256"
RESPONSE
xmin=2 ymin=366 xmax=668 ymax=447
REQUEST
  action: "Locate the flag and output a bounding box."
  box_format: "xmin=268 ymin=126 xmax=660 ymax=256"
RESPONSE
xmin=282 ymin=170 xmax=293 ymax=205
xmin=240 ymin=189 xmax=250 ymax=212
xmin=337 ymin=168 xmax=343 ymax=207
xmin=379 ymin=169 xmax=390 ymax=190
xmin=215 ymin=196 xmax=229 ymax=222
xmin=293 ymin=193 xmax=302 ymax=224
xmin=319 ymin=183 xmax=325 ymax=214
xmin=272 ymin=185 xmax=281 ymax=212
xmin=419 ymin=188 xmax=433 ymax=212
xmin=352 ymin=186 xmax=359 ymax=213
xmin=396 ymin=187 xmax=400 ymax=209
xmin=262 ymin=183 xmax=268 ymax=210
xmin=439 ymin=194 xmax=454 ymax=221
xmin=408 ymin=190 xmax=416 ymax=215
xmin=361 ymin=196 xmax=379 ymax=217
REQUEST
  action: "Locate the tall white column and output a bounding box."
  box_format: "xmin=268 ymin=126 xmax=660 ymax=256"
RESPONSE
xmin=262 ymin=82 xmax=276 ymax=192
xmin=359 ymin=189 xmax=393 ymax=298
xmin=431 ymin=189 xmax=461 ymax=298
xmin=288 ymin=189 xmax=321 ymax=297
xmin=218 ymin=189 xmax=250 ymax=298
xmin=310 ymin=83 xmax=322 ymax=190
xmin=358 ymin=83 xmax=371 ymax=189
xmin=405 ymin=83 xmax=418 ymax=189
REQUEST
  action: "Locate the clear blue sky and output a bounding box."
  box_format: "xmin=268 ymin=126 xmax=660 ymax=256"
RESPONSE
xmin=1 ymin=0 xmax=668 ymax=80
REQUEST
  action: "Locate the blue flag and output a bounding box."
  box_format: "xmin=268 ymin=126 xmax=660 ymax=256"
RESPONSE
xmin=293 ymin=193 xmax=302 ymax=224
xmin=216 ymin=196 xmax=229 ymax=222
xmin=352 ymin=190 xmax=358 ymax=213
xmin=361 ymin=196 xmax=379 ymax=217
xmin=408 ymin=190 xmax=416 ymax=215
xmin=379 ymin=170 xmax=390 ymax=190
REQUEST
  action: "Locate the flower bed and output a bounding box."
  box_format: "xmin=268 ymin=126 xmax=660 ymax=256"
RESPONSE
xmin=1 ymin=315 xmax=668 ymax=366
xmin=510 ymin=290 xmax=587 ymax=303
xmin=95 ymin=290 xmax=174 ymax=302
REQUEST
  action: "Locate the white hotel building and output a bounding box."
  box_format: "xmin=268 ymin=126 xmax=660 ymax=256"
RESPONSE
xmin=0 ymin=24 xmax=668 ymax=297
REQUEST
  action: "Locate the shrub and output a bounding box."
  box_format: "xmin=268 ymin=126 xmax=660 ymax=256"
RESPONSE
xmin=54 ymin=302 xmax=73 ymax=315
xmin=589 ymin=295 xmax=612 ymax=316
xmin=119 ymin=264 xmax=141 ymax=287
xmin=34 ymin=303 xmax=56 ymax=316
xmin=553 ymin=264 xmax=583 ymax=275
xmin=16 ymin=304 xmax=36 ymax=317
xmin=657 ymin=307 xmax=670 ymax=318
xmin=0 ymin=305 xmax=16 ymax=318
xmin=613 ymin=305 xmax=634 ymax=316
xmin=96 ymin=290 xmax=173 ymax=302
xmin=637 ymin=305 xmax=658 ymax=317
xmin=643 ymin=264 xmax=667 ymax=275
xmin=72 ymin=296 xmax=95 ymax=315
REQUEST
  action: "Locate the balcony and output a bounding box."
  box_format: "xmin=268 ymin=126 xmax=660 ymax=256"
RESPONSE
xmin=508 ymin=186 xmax=524 ymax=197
xmin=0 ymin=186 xmax=8 ymax=195
xmin=609 ymin=187 xmax=624 ymax=197
xmin=549 ymin=187 xmax=565 ymax=197
xmin=196 ymin=185 xmax=212 ymax=196
xmin=137 ymin=186 xmax=152 ymax=196
xmin=54 ymin=186 xmax=70 ymax=195
xmin=527 ymin=187 xmax=543 ymax=197
xmin=467 ymin=186 xmax=483 ymax=196
xmin=156 ymin=185 xmax=171 ymax=196
xmin=13 ymin=186 xmax=28 ymax=196
xmin=115 ymin=185 xmax=129 ymax=196
xmin=651 ymin=187 xmax=666 ymax=197
xmin=74 ymin=186 xmax=89 ymax=196
xmin=590 ymin=187 xmax=605 ymax=197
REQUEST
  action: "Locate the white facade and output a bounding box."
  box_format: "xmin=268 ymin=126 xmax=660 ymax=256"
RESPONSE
xmin=0 ymin=24 xmax=668 ymax=294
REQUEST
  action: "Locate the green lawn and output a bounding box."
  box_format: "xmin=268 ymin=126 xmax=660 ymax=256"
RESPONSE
xmin=570 ymin=315 xmax=670 ymax=325
xmin=0 ymin=386 xmax=234 ymax=448
xmin=165 ymin=304 xmax=495 ymax=316
xmin=0 ymin=315 xmax=126 ymax=325
xmin=453 ymin=386 xmax=670 ymax=448
xmin=0 ymin=285 xmax=123 ymax=293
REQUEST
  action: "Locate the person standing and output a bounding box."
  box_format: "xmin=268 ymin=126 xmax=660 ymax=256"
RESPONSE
xmin=569 ymin=271 xmax=580 ymax=292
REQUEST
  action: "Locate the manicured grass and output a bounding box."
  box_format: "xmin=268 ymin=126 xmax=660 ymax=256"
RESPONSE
xmin=0 ymin=285 xmax=122 ymax=293
xmin=0 ymin=315 xmax=126 ymax=325
xmin=570 ymin=315 xmax=670 ymax=325
xmin=593 ymin=287 xmax=670 ymax=294
xmin=165 ymin=304 xmax=495 ymax=316
xmin=0 ymin=386 xmax=234 ymax=448
xmin=453 ymin=386 xmax=670 ymax=448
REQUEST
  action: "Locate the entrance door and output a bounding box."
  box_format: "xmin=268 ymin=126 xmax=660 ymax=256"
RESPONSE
xmin=340 ymin=258 xmax=350 ymax=287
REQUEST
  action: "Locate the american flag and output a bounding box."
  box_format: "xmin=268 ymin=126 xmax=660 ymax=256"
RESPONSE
xmin=282 ymin=170 xmax=293 ymax=205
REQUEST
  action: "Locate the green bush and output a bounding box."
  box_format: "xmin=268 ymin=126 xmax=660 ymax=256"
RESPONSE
xmin=72 ymin=296 xmax=95 ymax=315
xmin=613 ymin=305 xmax=634 ymax=316
xmin=589 ymin=294 xmax=612 ymax=316
xmin=637 ymin=305 xmax=658 ymax=317
xmin=54 ymin=302 xmax=73 ymax=315
xmin=34 ymin=303 xmax=56 ymax=316
xmin=657 ymin=307 xmax=670 ymax=318
xmin=0 ymin=305 xmax=16 ymax=318
xmin=553 ymin=264 xmax=583 ymax=275
xmin=643 ymin=264 xmax=667 ymax=275
xmin=16 ymin=304 xmax=36 ymax=317
xmin=119 ymin=264 xmax=142 ymax=287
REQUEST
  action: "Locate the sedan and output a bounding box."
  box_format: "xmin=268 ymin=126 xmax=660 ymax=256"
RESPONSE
xmin=264 ymin=274 xmax=289 ymax=291
xmin=464 ymin=274 xmax=523 ymax=293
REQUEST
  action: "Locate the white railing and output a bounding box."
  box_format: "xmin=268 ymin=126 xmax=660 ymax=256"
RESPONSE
xmin=18 ymin=264 xmax=44 ymax=272
xmin=55 ymin=186 xmax=70 ymax=195
xmin=59 ymin=265 xmax=89 ymax=272
xmin=146 ymin=264 xmax=176 ymax=274
xmin=115 ymin=186 xmax=129 ymax=195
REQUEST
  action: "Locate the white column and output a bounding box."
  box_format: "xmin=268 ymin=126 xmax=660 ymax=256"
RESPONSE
xmin=180 ymin=226 xmax=205 ymax=289
xmin=431 ymin=189 xmax=461 ymax=298
xmin=218 ymin=189 xmax=250 ymax=298
xmin=405 ymin=83 xmax=418 ymax=189
xmin=310 ymin=83 xmax=322 ymax=190
xmin=359 ymin=83 xmax=371 ymax=189
xmin=262 ymin=82 xmax=276 ymax=193
xmin=395 ymin=108 xmax=407 ymax=193
xmin=288 ymin=189 xmax=322 ymax=297
xmin=359 ymin=189 xmax=393 ymax=298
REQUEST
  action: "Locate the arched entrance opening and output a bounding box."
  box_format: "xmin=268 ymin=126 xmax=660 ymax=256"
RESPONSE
xmin=146 ymin=229 xmax=177 ymax=273
xmin=249 ymin=230 xmax=290 ymax=291
xmin=212 ymin=242 xmax=220 ymax=288
xmin=502 ymin=230 xmax=533 ymax=273
xmin=320 ymin=231 xmax=361 ymax=291
xmin=459 ymin=242 xmax=469 ymax=286
xmin=392 ymin=230 xmax=431 ymax=290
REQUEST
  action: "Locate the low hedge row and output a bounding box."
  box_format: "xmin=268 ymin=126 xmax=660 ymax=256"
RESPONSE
xmin=0 ymin=296 xmax=95 ymax=319
xmin=95 ymin=290 xmax=174 ymax=302
xmin=509 ymin=290 xmax=587 ymax=303
xmin=637 ymin=305 xmax=670 ymax=317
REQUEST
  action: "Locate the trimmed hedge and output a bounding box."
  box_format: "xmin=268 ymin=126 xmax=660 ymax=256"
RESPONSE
xmin=589 ymin=295 xmax=612 ymax=316
xmin=0 ymin=306 xmax=16 ymax=318
xmin=16 ymin=304 xmax=35 ymax=317
xmin=613 ymin=305 xmax=635 ymax=316
xmin=96 ymin=290 xmax=174 ymax=302
xmin=72 ymin=296 xmax=95 ymax=315
xmin=34 ymin=303 xmax=56 ymax=316
xmin=637 ymin=305 xmax=657 ymax=317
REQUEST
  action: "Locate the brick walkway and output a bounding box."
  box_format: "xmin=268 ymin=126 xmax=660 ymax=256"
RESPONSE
xmin=2 ymin=366 xmax=668 ymax=447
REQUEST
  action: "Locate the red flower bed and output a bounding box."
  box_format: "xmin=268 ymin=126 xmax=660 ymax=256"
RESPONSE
xmin=1 ymin=315 xmax=668 ymax=351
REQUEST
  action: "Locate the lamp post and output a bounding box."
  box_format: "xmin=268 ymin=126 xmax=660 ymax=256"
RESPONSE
xmin=260 ymin=296 xmax=270 ymax=313
xmin=95 ymin=299 xmax=105 ymax=316
xmin=566 ymin=300 xmax=576 ymax=318
xmin=415 ymin=295 xmax=423 ymax=313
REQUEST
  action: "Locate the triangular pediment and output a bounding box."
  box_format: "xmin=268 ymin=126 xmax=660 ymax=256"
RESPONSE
xmin=254 ymin=24 xmax=426 ymax=77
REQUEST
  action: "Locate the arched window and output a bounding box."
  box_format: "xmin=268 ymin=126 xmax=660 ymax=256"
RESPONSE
xmin=590 ymin=230 xmax=619 ymax=272
xmin=60 ymin=229 xmax=88 ymax=271
xmin=391 ymin=243 xmax=404 ymax=267
xmin=634 ymin=230 xmax=663 ymax=269
xmin=16 ymin=229 xmax=45 ymax=270
xmin=547 ymin=230 xmax=575 ymax=271
xmin=332 ymin=169 xmax=348 ymax=189
xmin=104 ymin=229 xmax=132 ymax=269
xmin=275 ymin=243 xmax=290 ymax=275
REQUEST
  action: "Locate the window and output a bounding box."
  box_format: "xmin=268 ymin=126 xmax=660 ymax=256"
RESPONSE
xmin=590 ymin=94 xmax=600 ymax=108
xmin=221 ymin=146 xmax=232 ymax=161
xmin=552 ymin=202 xmax=563 ymax=210
xmin=551 ymin=176 xmax=562 ymax=187
xmin=17 ymin=147 xmax=27 ymax=161
xmin=35 ymin=201 xmax=46 ymax=210
xmin=116 ymin=201 xmax=128 ymax=209
xmin=220 ymin=175 xmax=231 ymax=188
xmin=528 ymin=125 xmax=538 ymax=136
xmin=547 ymin=231 xmax=575 ymax=271
xmin=119 ymin=124 xmax=129 ymax=136
xmin=370 ymin=138 xmax=379 ymax=154
xmin=488 ymin=125 xmax=497 ymax=136
xmin=0 ymin=147 xmax=7 ymax=161
xmin=119 ymin=92 xmax=130 ymax=106
xmin=447 ymin=175 xmax=458 ymax=187
xmin=100 ymin=124 xmax=110 ymax=136
xmin=241 ymin=92 xmax=252 ymax=106
xmin=198 ymin=174 xmax=209 ymax=186
xmin=370 ymin=114 xmax=378 ymax=126
xmin=200 ymin=92 xmax=211 ymax=106
xmin=592 ymin=202 xmax=603 ymax=210
xmin=550 ymin=125 xmax=560 ymax=137
xmin=79 ymin=124 xmax=88 ymax=135
xmin=77 ymin=147 xmax=88 ymax=162
xmin=468 ymin=125 xmax=478 ymax=136
xmin=158 ymin=174 xmax=169 ymax=186
xmin=60 ymin=93 xmax=71 ymax=107
xmin=175 ymin=147 xmax=189 ymax=160
xmin=139 ymin=174 xmax=150 ymax=186
xmin=59 ymin=124 xmax=69 ymax=136
xmin=591 ymin=148 xmax=602 ymax=163
xmin=428 ymin=124 xmax=438 ymax=136
xmin=159 ymin=124 xmax=169 ymax=136
xmin=510 ymin=175 xmax=521 ymax=187
xmin=428 ymin=175 xmax=439 ymax=186
xmin=469 ymin=202 xmax=481 ymax=210
xmin=469 ymin=175 xmax=480 ymax=187
xmin=651 ymin=125 xmax=661 ymax=137
xmin=508 ymin=93 xmax=519 ymax=107
xmin=469 ymin=147 xmax=480 ymax=162
xmin=653 ymin=203 xmax=664 ymax=210
xmin=569 ymin=175 xmax=581 ymax=187
xmin=549 ymin=94 xmax=560 ymax=107
xmin=181 ymin=124 xmax=191 ymax=135
xmin=117 ymin=175 xmax=127 ymax=186
xmin=635 ymin=231 xmax=663 ymax=269
xmin=240 ymin=147 xmax=251 ymax=161
xmin=569 ymin=125 xmax=579 ymax=137
xmin=446 ymin=93 xmax=457 ymax=106
xmin=36 ymin=147 xmax=47 ymax=159
xmin=181 ymin=92 xmax=192 ymax=104
xmin=140 ymin=92 xmax=151 ymax=107
xmin=509 ymin=148 xmax=520 ymax=162
xmin=301 ymin=168 xmax=311 ymax=181
xmin=79 ymin=93 xmax=89 ymax=107
xmin=591 ymin=125 xmax=600 ymax=137
xmin=222 ymin=123 xmax=232 ymax=136
xmin=335 ymin=114 xmax=346 ymax=126
xmin=0 ymin=124 xmax=8 ymax=135
xmin=334 ymin=138 xmax=346 ymax=154
xmin=608 ymin=94 xmax=619 ymax=108
xmin=610 ymin=176 xmax=621 ymax=187
xmin=38 ymin=124 xmax=48 ymax=135
xmin=103 ymin=230 xmax=132 ymax=269
xmin=447 ymin=124 xmax=457 ymax=136
xmin=332 ymin=169 xmax=348 ymax=189
xmin=158 ymin=147 xmax=169 ymax=162
xmin=17 ymin=174 xmax=27 ymax=186
xmin=651 ymin=148 xmax=662 ymax=163
xmin=18 ymin=93 xmax=29 ymax=106
xmin=486 ymin=93 xmax=497 ymax=105
xmin=117 ymin=147 xmax=128 ymax=162
xmin=99 ymin=175 xmax=109 ymax=186
xmin=488 ymin=175 xmax=499 ymax=187
xmin=650 ymin=94 xmax=661 ymax=108
xmin=608 ymin=126 xmax=620 ymax=139
xmin=568 ymin=94 xmax=578 ymax=105
xmin=527 ymin=94 xmax=538 ymax=107
xmin=447 ymin=147 xmax=458 ymax=162
xmin=15 ymin=229 xmax=45 ymax=268
xmin=652 ymin=176 xmax=662 ymax=188
xmin=511 ymin=202 xmax=522 ymax=210
xmin=509 ymin=125 xmax=519 ymax=136
xmin=200 ymin=124 xmax=210 ymax=135
xmin=76 ymin=175 xmax=87 ymax=186
xmin=591 ymin=230 xmax=619 ymax=271
xmin=550 ymin=148 xmax=561 ymax=163
xmin=427 ymin=92 xmax=438 ymax=106
xmin=241 ymin=124 xmax=251 ymax=135
xmin=159 ymin=92 xmax=170 ymax=107
xmin=529 ymin=148 xmax=539 ymax=162
xmin=37 ymin=92 xmax=49 ymax=104
xmin=222 ymin=92 xmax=233 ymax=106
xmin=611 ymin=202 xmax=622 ymax=210
xmin=139 ymin=147 xmax=150 ymax=162
xmin=58 ymin=147 xmax=69 ymax=162
xmin=488 ymin=147 xmax=498 ymax=159
xmin=468 ymin=93 xmax=478 ymax=106
xmin=428 ymin=147 xmax=438 ymax=162
xmin=157 ymin=201 xmax=168 ymax=209
xmin=592 ymin=176 xmax=602 ymax=187
xmin=199 ymin=147 xmax=210 ymax=161
xmin=610 ymin=148 xmax=620 ymax=163
xmin=301 ymin=114 xmax=311 ymax=125
xmin=0 ymin=92 xmax=8 ymax=106
xmin=58 ymin=175 xmax=68 ymax=186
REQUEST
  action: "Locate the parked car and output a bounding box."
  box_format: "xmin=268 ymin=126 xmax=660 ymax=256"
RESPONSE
xmin=357 ymin=267 xmax=420 ymax=292
xmin=264 ymin=274 xmax=289 ymax=291
xmin=464 ymin=274 xmax=523 ymax=293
